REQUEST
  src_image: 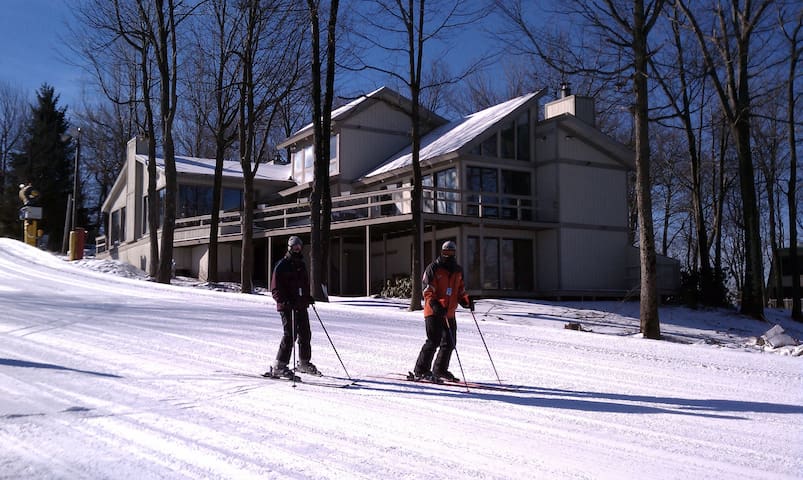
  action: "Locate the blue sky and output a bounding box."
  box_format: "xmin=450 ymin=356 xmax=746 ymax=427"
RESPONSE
xmin=0 ymin=0 xmax=505 ymax=119
xmin=0 ymin=0 xmax=89 ymax=111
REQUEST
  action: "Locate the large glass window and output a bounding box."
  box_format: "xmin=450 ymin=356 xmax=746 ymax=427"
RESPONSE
xmin=178 ymin=185 xmax=213 ymax=218
xmin=516 ymin=110 xmax=530 ymax=161
xmin=512 ymin=238 xmax=534 ymax=290
xmin=480 ymin=133 xmax=497 ymax=157
xmin=120 ymin=207 xmax=126 ymax=243
xmin=467 ymin=167 xmax=499 ymax=217
xmin=142 ymin=196 xmax=149 ymax=235
xmin=501 ymin=170 xmax=532 ymax=220
xmin=291 ymin=136 xmax=339 ymax=183
xmin=422 ymin=175 xmax=434 ymax=213
xmin=466 ymin=236 xmax=481 ymax=289
xmin=330 ymin=135 xmax=338 ymax=161
xmin=501 ymin=121 xmax=515 ymax=159
xmin=483 ymin=238 xmax=499 ymax=289
xmin=435 ymin=168 xmax=458 ymax=214
xmin=469 ymin=236 xmax=533 ymax=291
xmin=110 ymin=210 xmax=120 ymax=245
xmin=222 ymin=188 xmax=242 ymax=211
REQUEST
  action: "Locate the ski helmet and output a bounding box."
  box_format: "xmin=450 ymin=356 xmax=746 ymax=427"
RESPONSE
xmin=287 ymin=236 xmax=303 ymax=250
xmin=441 ymin=240 xmax=456 ymax=255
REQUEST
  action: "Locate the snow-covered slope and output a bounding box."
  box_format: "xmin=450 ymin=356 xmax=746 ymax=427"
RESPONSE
xmin=1 ymin=238 xmax=801 ymax=479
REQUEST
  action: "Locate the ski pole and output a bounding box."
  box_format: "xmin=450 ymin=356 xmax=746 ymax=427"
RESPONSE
xmin=443 ymin=316 xmax=469 ymax=393
xmin=311 ymin=304 xmax=352 ymax=379
xmin=290 ymin=307 xmax=296 ymax=388
xmin=291 ymin=306 xmax=297 ymax=388
xmin=471 ymin=310 xmax=502 ymax=385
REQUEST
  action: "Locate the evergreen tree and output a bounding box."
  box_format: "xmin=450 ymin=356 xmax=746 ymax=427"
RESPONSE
xmin=9 ymin=85 xmax=73 ymax=251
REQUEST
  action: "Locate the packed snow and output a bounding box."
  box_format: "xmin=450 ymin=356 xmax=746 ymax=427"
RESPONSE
xmin=1 ymin=238 xmax=801 ymax=479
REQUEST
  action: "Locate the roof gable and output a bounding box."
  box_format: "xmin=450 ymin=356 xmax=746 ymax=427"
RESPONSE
xmin=277 ymin=86 xmax=447 ymax=149
xmin=362 ymin=90 xmax=544 ymax=179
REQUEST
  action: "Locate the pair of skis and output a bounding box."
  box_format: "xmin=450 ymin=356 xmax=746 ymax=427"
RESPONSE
xmin=399 ymin=372 xmax=517 ymax=392
xmin=257 ymin=369 xmax=356 ymax=388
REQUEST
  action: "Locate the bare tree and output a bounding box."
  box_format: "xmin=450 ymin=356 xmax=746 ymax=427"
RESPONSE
xmin=779 ymin=5 xmax=801 ymax=320
xmin=0 ymin=81 xmax=29 ymax=237
xmin=752 ymin=96 xmax=786 ymax=309
xmin=675 ymin=0 xmax=773 ymax=320
xmin=307 ymin=0 xmax=340 ymax=301
xmin=649 ymin=4 xmax=728 ymax=306
xmin=0 ymin=82 xmax=28 ymax=191
xmin=72 ymin=99 xmax=137 ymax=236
xmin=499 ymin=0 xmax=666 ymax=337
xmin=350 ymin=0 xmax=490 ymax=311
xmin=73 ymin=0 xmax=162 ymax=276
xmin=182 ymin=0 xmax=243 ymax=283
xmin=493 ymin=1 xmax=636 ymax=136
xmin=234 ymin=0 xmax=306 ymax=293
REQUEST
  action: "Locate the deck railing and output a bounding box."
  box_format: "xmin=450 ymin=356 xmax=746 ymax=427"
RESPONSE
xmin=96 ymin=185 xmax=555 ymax=252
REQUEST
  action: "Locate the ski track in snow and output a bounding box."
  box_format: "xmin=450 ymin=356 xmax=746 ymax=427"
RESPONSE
xmin=1 ymin=239 xmax=802 ymax=479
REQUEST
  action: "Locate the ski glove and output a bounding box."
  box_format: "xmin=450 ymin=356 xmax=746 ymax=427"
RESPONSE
xmin=429 ymin=299 xmax=446 ymax=317
xmin=459 ymin=296 xmax=474 ymax=312
xmin=307 ymin=295 xmax=315 ymax=305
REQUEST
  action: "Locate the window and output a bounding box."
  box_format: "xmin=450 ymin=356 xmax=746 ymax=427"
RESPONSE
xmin=501 ymin=170 xmax=532 ymax=220
xmin=435 ymin=168 xmax=458 ymax=214
xmin=501 ymin=121 xmax=515 ymax=159
xmin=142 ymin=196 xmax=149 ymax=235
xmin=110 ymin=210 xmax=119 ymax=245
xmin=120 ymin=207 xmax=126 ymax=243
xmin=422 ymin=175 xmax=434 ymax=213
xmin=480 ymin=134 xmax=497 ymax=157
xmin=178 ymin=185 xmax=213 ymax=218
xmin=516 ymin=110 xmax=530 ymax=161
xmin=293 ymin=149 xmax=304 ymax=180
xmin=291 ymin=136 xmax=339 ymax=183
xmin=469 ymin=236 xmax=533 ymax=291
xmin=483 ymin=238 xmax=499 ymax=289
xmin=467 ymin=167 xmax=499 ymax=217
xmin=467 ymin=236 xmax=481 ymax=289
xmin=330 ymin=134 xmax=338 ymax=161
xmin=222 ymin=188 xmax=242 ymax=211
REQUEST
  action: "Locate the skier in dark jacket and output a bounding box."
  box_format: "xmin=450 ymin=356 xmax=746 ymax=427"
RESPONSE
xmin=268 ymin=236 xmax=318 ymax=378
xmin=412 ymin=240 xmax=473 ymax=382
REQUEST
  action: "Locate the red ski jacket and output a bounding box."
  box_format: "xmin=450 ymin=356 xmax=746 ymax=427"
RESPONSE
xmin=422 ymin=256 xmax=470 ymax=320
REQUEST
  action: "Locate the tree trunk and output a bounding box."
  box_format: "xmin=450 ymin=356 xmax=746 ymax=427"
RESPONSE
xmin=633 ymin=0 xmax=660 ymax=339
xmin=785 ymin=15 xmax=801 ymax=320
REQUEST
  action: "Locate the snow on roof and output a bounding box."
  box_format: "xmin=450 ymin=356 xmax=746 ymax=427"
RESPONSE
xmin=139 ymin=154 xmax=292 ymax=182
xmin=363 ymin=91 xmax=540 ymax=179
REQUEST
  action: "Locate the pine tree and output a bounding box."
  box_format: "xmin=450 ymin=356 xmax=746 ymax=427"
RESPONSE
xmin=9 ymin=85 xmax=73 ymax=251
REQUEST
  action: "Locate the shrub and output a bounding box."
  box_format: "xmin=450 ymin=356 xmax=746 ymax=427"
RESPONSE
xmin=381 ymin=276 xmax=412 ymax=298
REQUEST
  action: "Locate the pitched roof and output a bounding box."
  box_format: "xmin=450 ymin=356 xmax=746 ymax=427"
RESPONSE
xmin=362 ymin=90 xmax=544 ymax=179
xmin=277 ymin=86 xmax=447 ymax=149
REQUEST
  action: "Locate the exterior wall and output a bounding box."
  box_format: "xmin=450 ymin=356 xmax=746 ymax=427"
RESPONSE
xmin=534 ymin=163 xmax=559 ymax=222
xmin=560 ymin=228 xmax=629 ymax=291
xmin=536 ymin=230 xmax=559 ymax=291
xmin=369 ymin=235 xmax=413 ymax=290
xmin=197 ymin=244 xmax=241 ymax=281
xmin=107 ymin=236 xmax=155 ymax=273
xmin=338 ymin=101 xmax=414 ymax=181
xmin=544 ymin=96 xmax=595 ymax=126
xmin=559 ymin=163 xmax=628 ymax=227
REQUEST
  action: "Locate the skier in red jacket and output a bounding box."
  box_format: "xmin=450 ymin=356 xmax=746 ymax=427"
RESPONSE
xmin=412 ymin=240 xmax=473 ymax=382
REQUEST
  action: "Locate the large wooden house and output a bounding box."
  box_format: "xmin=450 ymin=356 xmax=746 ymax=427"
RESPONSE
xmin=97 ymin=86 xmax=680 ymax=298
